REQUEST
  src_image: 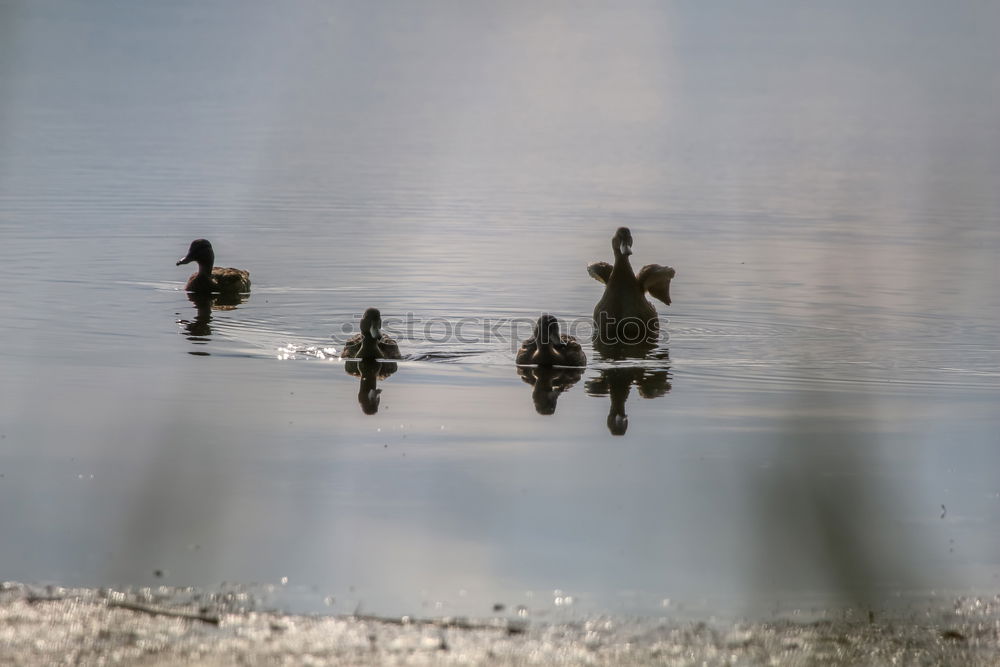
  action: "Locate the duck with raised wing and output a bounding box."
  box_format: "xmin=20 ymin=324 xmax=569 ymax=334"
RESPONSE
xmin=516 ymin=313 xmax=587 ymax=367
xmin=588 ymin=227 xmax=674 ymax=346
xmin=176 ymin=239 xmax=251 ymax=295
xmin=340 ymin=308 xmax=402 ymax=360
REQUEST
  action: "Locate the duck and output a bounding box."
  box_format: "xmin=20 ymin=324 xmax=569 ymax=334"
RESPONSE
xmin=340 ymin=308 xmax=402 ymax=360
xmin=516 ymin=313 xmax=587 ymax=366
xmin=588 ymin=227 xmax=674 ymax=346
xmin=176 ymin=239 xmax=251 ymax=295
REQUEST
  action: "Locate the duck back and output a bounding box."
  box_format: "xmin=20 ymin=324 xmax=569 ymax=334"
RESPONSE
xmin=594 ymin=257 xmax=657 ymax=322
xmin=185 ymin=267 xmax=251 ymax=294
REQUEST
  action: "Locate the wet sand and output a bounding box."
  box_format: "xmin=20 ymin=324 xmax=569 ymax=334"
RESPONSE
xmin=2 ymin=584 xmax=997 ymax=666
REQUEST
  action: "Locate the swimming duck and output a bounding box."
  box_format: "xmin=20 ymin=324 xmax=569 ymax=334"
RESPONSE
xmin=176 ymin=239 xmax=251 ymax=295
xmin=340 ymin=308 xmax=402 ymax=360
xmin=588 ymin=227 xmax=674 ymax=345
xmin=516 ymin=313 xmax=587 ymax=366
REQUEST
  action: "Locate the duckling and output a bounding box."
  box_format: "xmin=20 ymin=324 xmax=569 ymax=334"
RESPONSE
xmin=176 ymin=239 xmax=251 ymax=295
xmin=340 ymin=308 xmax=402 ymax=360
xmin=516 ymin=313 xmax=587 ymax=366
xmin=588 ymin=227 xmax=674 ymax=345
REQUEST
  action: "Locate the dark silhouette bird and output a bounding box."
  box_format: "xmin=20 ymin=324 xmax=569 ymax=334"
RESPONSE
xmin=516 ymin=313 xmax=587 ymax=367
xmin=176 ymin=239 xmax=251 ymax=295
xmin=340 ymin=308 xmax=402 ymax=360
xmin=588 ymin=227 xmax=674 ymax=347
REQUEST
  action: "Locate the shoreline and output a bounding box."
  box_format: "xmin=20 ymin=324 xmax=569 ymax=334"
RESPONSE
xmin=2 ymin=583 xmax=997 ymax=666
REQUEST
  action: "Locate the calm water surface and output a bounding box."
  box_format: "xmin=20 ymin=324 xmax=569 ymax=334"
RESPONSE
xmin=2 ymin=1 xmax=1000 ymax=619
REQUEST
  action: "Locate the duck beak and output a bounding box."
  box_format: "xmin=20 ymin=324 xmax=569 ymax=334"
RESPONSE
xmin=619 ymin=241 xmax=632 ymax=256
xmin=369 ymin=324 xmax=380 ymax=339
xmin=176 ymin=254 xmax=194 ymax=266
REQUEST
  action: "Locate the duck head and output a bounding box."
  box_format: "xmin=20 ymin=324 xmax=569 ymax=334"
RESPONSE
xmin=177 ymin=239 xmax=215 ymax=269
xmin=360 ymin=307 xmax=383 ymax=340
xmin=534 ymin=313 xmax=564 ymax=348
xmin=612 ymin=227 xmax=633 ymax=258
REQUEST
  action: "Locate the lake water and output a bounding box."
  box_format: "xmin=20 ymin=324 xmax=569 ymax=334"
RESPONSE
xmin=2 ymin=1 xmax=999 ymax=621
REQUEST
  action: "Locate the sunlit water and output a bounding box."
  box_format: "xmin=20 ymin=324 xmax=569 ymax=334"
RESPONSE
xmin=2 ymin=1 xmax=999 ymax=621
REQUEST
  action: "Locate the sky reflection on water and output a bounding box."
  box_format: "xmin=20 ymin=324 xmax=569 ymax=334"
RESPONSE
xmin=1 ymin=1 xmax=999 ymax=618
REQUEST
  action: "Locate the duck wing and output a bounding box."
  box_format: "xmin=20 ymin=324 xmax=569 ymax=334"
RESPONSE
xmin=340 ymin=333 xmax=363 ymax=358
xmin=559 ymin=335 xmax=588 ymax=367
xmin=377 ymin=335 xmax=403 ymax=360
xmin=515 ymin=338 xmax=537 ymax=365
xmin=212 ymin=267 xmax=251 ymax=293
xmin=637 ymin=264 xmax=675 ymax=306
xmin=587 ymin=261 xmax=613 ymax=284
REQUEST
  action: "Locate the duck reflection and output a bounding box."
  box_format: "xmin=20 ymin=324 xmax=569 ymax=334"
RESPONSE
xmin=585 ymin=355 xmax=672 ymax=435
xmin=344 ymin=358 xmax=398 ymax=415
xmin=177 ymin=292 xmax=248 ymax=348
xmin=517 ymin=366 xmax=584 ymax=415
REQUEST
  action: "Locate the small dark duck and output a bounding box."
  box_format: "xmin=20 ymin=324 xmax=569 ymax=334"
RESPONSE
xmin=176 ymin=239 xmax=251 ymax=295
xmin=588 ymin=227 xmax=674 ymax=345
xmin=516 ymin=313 xmax=587 ymax=366
xmin=340 ymin=308 xmax=402 ymax=360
